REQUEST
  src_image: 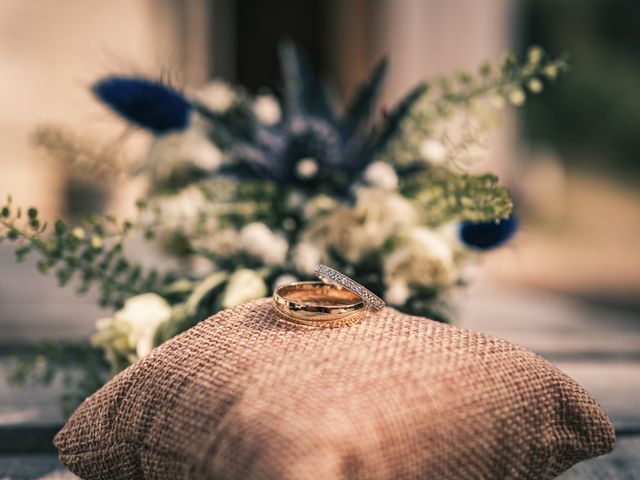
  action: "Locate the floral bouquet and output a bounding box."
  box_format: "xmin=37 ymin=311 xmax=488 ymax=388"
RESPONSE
xmin=1 ymin=43 xmax=566 ymax=413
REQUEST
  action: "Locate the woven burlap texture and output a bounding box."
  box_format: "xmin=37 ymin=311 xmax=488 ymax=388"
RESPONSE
xmin=55 ymin=298 xmax=615 ymax=480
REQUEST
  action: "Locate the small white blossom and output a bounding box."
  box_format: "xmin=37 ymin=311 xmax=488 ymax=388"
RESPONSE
xmin=385 ymin=281 xmax=411 ymax=306
xmin=527 ymin=78 xmax=544 ymax=94
xmin=363 ymin=162 xmax=398 ymax=190
xmin=221 ymin=269 xmax=267 ymax=308
xmin=543 ymin=64 xmax=559 ymax=80
xmin=90 ymin=235 xmax=103 ymax=249
xmin=528 ymin=46 xmax=544 ymax=65
xmin=420 ymin=139 xmax=447 ymax=164
xmin=72 ymin=227 xmax=86 ymax=240
xmin=508 ymin=88 xmax=526 ymax=106
xmin=195 ymin=81 xmax=236 ymax=113
xmin=253 ymin=94 xmax=281 ymax=125
xmin=239 ymin=222 xmax=288 ymax=265
xmin=292 ymin=241 xmax=323 ymax=275
xmin=296 ymin=157 xmax=319 ymax=179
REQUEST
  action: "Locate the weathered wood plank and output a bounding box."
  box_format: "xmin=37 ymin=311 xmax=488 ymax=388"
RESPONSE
xmin=460 ymin=281 xmax=640 ymax=359
xmin=0 ymin=361 xmax=64 ymax=428
xmin=0 ymin=248 xmax=103 ymax=344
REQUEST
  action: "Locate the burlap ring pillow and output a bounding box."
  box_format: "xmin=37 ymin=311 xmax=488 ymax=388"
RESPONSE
xmin=55 ymin=299 xmax=615 ymax=479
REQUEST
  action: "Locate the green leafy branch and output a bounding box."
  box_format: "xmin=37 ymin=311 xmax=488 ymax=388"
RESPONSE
xmin=379 ymin=47 xmax=569 ymax=167
xmin=0 ymin=196 xmax=165 ymax=309
xmin=400 ymin=167 xmax=513 ymax=226
xmin=436 ymin=47 xmax=569 ymax=107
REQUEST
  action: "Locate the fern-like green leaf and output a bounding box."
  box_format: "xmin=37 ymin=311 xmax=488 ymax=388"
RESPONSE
xmin=278 ymin=40 xmax=335 ymax=120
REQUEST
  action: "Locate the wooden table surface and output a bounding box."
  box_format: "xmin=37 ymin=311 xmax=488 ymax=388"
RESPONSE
xmin=0 ymin=249 xmax=638 ymax=479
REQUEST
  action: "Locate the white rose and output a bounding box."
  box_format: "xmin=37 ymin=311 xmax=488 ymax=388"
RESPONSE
xmin=91 ymin=293 xmax=172 ymax=368
xmin=253 ymin=94 xmax=281 ymax=125
xmin=194 ymin=81 xmax=236 ymax=113
xmin=363 ymin=162 xmax=398 ymax=190
xmin=303 ymin=188 xmax=417 ymax=263
xmin=239 ymin=222 xmax=288 ymax=265
xmin=221 ymin=269 xmax=267 ymax=308
xmin=292 ymin=242 xmax=323 ymax=275
xmin=384 ymin=227 xmax=458 ymax=287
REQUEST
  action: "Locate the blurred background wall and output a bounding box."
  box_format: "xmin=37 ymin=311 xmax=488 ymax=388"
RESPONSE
xmin=0 ymin=0 xmax=638 ymax=340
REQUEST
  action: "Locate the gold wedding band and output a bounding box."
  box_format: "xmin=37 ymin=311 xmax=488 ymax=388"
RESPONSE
xmin=272 ymin=266 xmax=386 ymax=328
xmin=273 ymin=281 xmax=367 ymax=328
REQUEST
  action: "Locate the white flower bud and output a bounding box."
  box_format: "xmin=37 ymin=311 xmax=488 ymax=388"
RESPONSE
xmin=527 ymin=78 xmax=544 ymax=94
xmin=296 ymin=158 xmax=319 ymax=179
xmin=363 ymin=162 xmax=398 ymax=190
xmin=508 ymin=88 xmax=526 ymax=106
xmin=420 ymin=139 xmax=447 ymax=164
xmin=527 ymin=46 xmax=544 ymax=65
xmin=195 ymin=81 xmax=236 ymax=113
xmin=543 ymin=64 xmax=559 ymax=80
xmin=72 ymin=227 xmax=86 ymax=240
xmin=253 ymin=94 xmax=281 ymax=125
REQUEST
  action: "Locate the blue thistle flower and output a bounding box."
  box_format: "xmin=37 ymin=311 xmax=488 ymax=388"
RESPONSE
xmin=459 ymin=215 xmax=518 ymax=250
xmin=92 ymin=76 xmax=191 ymax=134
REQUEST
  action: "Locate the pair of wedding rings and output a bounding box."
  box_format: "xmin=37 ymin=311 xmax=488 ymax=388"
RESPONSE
xmin=272 ymin=265 xmax=385 ymax=328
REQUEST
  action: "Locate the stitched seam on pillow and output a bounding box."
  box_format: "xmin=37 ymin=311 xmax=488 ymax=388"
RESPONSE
xmin=60 ymin=439 xmax=194 ymax=466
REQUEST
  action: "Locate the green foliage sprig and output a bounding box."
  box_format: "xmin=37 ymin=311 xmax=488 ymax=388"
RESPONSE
xmin=0 ymin=196 xmax=166 ymax=309
xmin=400 ymin=168 xmax=513 ymax=226
xmin=6 ymin=341 xmax=109 ymax=417
xmin=380 ymin=46 xmax=569 ymax=168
